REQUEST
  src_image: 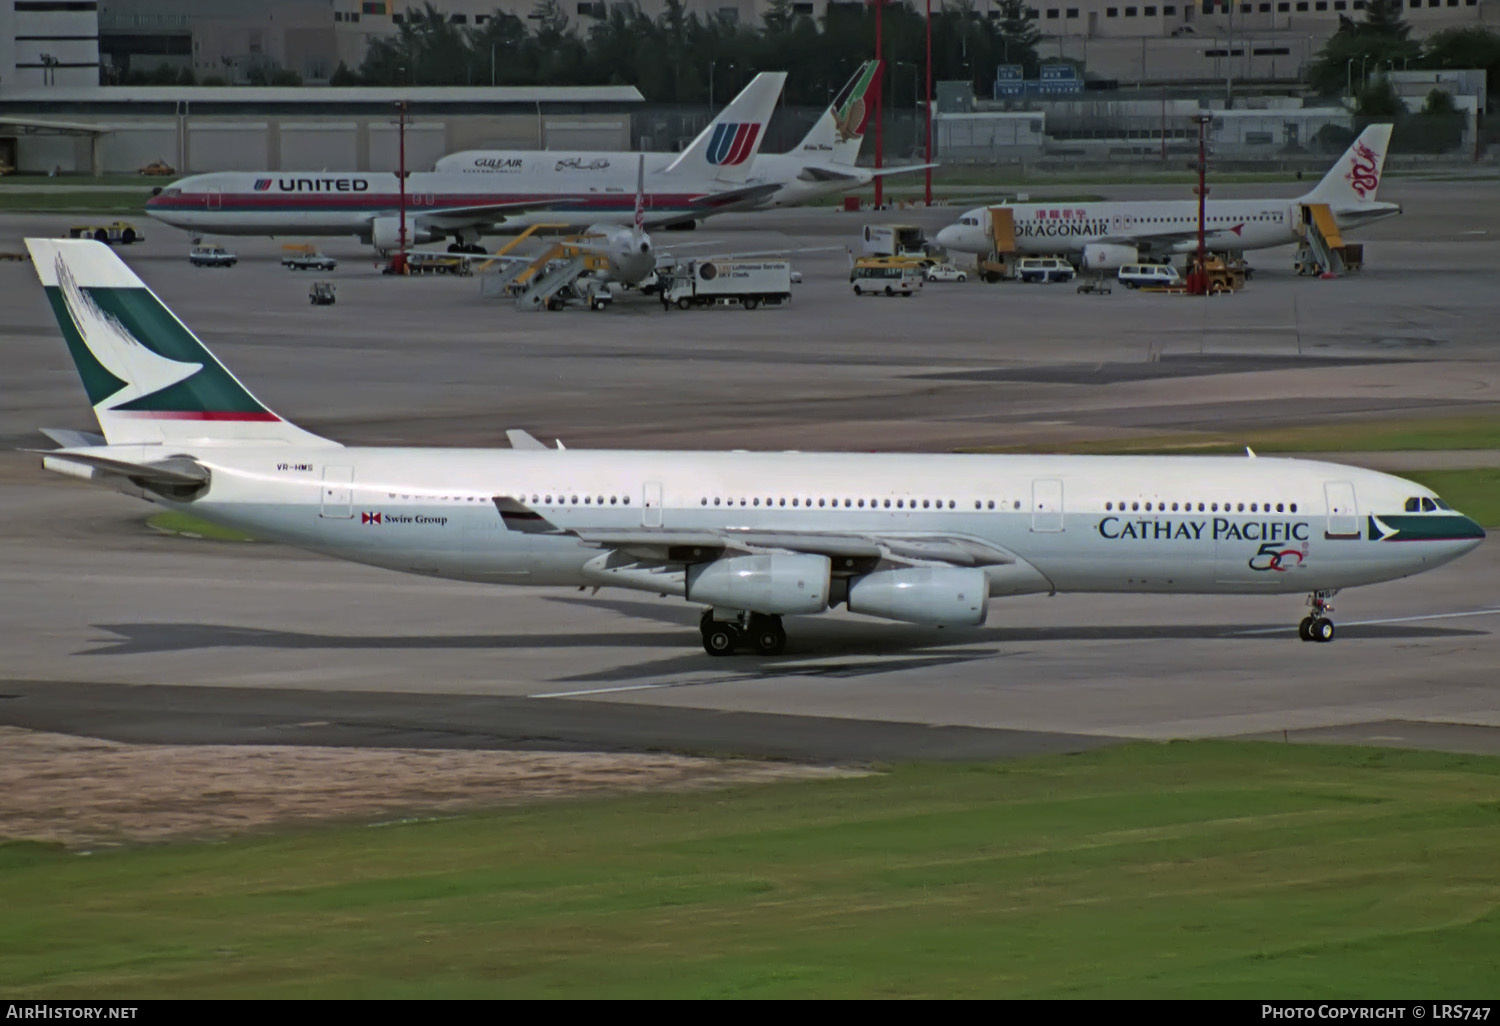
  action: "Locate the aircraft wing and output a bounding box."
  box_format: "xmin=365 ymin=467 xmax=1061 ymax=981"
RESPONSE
xmin=491 ymin=496 xmax=1016 ymax=569
xmin=669 ymin=182 xmax=782 ymax=218
xmin=410 ymin=198 xmax=583 ymax=230
xmin=797 ymin=162 xmax=939 ymax=183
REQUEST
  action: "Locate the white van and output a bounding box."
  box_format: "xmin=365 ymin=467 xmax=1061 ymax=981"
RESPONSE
xmin=1117 ymin=263 xmax=1181 ymax=289
xmin=1015 ymin=257 xmax=1075 ymax=284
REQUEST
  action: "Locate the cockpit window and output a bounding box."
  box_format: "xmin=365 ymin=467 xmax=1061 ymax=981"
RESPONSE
xmin=1405 ymin=497 xmax=1420 ymax=512
xmin=162 ymin=188 xmax=181 ymax=197
xmin=1421 ymin=497 xmax=1438 ymax=512
xmin=961 ymin=217 xmax=979 ymax=226
xmin=1434 ymin=497 xmax=1452 ymax=510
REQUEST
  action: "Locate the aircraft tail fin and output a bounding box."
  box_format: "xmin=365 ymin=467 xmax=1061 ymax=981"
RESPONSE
xmin=1300 ymin=123 xmax=1394 ymax=207
xmin=665 ymin=71 xmax=787 ymax=184
xmin=25 ymin=238 xmax=337 ymax=448
xmin=792 ymin=60 xmax=880 ymax=166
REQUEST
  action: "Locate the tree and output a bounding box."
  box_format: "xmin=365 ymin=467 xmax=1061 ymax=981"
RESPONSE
xmin=1361 ymin=0 xmax=1410 ymax=41
xmin=1355 ymin=75 xmax=1403 ymax=116
xmin=329 ymin=61 xmax=361 ymax=86
xmin=269 ymin=67 xmax=303 ymax=87
xmin=1422 ymin=27 xmax=1500 ymax=98
xmin=1421 ymin=87 xmax=1457 ymax=115
xmin=995 ymin=0 xmax=1042 ymax=77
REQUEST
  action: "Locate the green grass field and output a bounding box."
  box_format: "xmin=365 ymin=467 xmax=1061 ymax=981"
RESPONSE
xmin=965 ymin=414 xmax=1500 ymax=457
xmin=1403 ymin=468 xmax=1500 ymax=529
xmin=0 ymin=190 xmax=152 ymax=214
xmin=3 ymin=742 xmax=1497 ymax=998
xmin=145 ymin=511 xmax=256 ymax=543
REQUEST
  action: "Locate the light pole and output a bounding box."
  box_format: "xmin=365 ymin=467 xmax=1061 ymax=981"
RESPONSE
xmin=924 ymin=0 xmax=933 ymax=206
xmin=491 ymin=43 xmax=496 ymax=87
xmin=1346 ymin=57 xmax=1354 ymax=101
xmin=872 ymin=0 xmax=885 ymax=209
xmin=396 ymin=99 xmax=409 ymax=274
xmin=709 ymin=59 xmax=715 ymax=110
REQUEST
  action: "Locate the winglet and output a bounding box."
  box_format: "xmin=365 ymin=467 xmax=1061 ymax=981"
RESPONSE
xmin=506 ymin=429 xmax=547 ymax=451
xmin=1246 ymin=446 xmax=1257 ymax=458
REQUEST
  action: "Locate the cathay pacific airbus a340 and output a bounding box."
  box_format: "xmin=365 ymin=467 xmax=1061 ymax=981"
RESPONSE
xmin=27 ymin=239 xmax=1483 ymax=655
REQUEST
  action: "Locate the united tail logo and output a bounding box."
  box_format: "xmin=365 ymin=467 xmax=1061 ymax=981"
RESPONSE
xmin=707 ymin=123 xmax=761 ymax=166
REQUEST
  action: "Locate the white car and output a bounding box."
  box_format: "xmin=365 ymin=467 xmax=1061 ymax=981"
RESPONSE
xmin=1117 ymin=263 xmax=1182 ymax=289
xmin=1016 ymin=257 xmax=1075 ymax=284
xmin=189 ymin=244 xmax=237 ymax=268
xmin=925 ymin=263 xmax=967 ymax=283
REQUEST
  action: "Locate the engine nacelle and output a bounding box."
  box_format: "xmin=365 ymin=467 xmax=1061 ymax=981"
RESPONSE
xmin=847 ymin=567 xmax=990 ymax=626
xmin=369 ymin=216 xmax=438 ymax=250
xmin=1081 ymin=243 xmax=1139 ymax=270
xmin=685 ymin=553 xmax=830 ymax=615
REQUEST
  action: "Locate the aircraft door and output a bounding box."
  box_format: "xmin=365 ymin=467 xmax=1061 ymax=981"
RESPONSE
xmin=206 ymin=186 xmax=222 ymax=210
xmin=1324 ymin=481 xmax=1360 ymax=539
xmin=642 ymin=481 xmax=663 ymax=527
xmin=320 ymin=465 xmax=353 ymax=518
xmin=1031 ymin=479 xmax=1064 ymax=532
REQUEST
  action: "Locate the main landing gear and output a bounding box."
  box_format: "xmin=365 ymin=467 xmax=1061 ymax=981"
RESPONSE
xmin=1298 ymin=590 xmax=1338 ymax=643
xmin=700 ymin=609 xmax=787 ymax=657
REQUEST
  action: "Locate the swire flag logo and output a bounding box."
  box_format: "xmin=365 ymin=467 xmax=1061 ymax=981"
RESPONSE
xmin=706 ymin=123 xmax=761 ymax=166
xmin=253 ymin=178 xmax=273 ymax=191
xmin=361 ymin=511 xmax=382 ymax=524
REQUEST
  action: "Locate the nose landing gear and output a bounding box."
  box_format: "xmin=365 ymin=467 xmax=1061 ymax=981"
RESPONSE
xmin=1298 ymin=590 xmax=1339 ymax=642
xmin=700 ymin=610 xmax=787 ymax=656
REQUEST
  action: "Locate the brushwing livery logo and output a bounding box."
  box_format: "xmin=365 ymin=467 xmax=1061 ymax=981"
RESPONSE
xmin=1345 ymin=141 xmax=1381 ymax=199
xmin=707 ymin=123 xmax=762 ymax=166
xmin=253 ymin=178 xmax=273 ymax=191
xmin=54 ymin=255 xmax=202 ymax=409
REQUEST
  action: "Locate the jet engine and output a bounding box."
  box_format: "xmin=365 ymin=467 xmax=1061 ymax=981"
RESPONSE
xmin=847 ymin=566 xmax=990 ymax=626
xmin=369 ymin=216 xmax=439 ymax=251
xmin=685 ymin=553 xmax=830 ymax=615
xmin=1081 ymin=243 xmax=1139 ymax=270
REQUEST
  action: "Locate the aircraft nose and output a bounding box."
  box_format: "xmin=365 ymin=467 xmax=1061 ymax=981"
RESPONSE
xmin=934 ymin=225 xmax=962 ymax=250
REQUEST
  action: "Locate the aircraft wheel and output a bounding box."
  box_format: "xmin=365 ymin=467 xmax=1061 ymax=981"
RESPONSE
xmin=1309 ymin=617 xmax=1336 ymax=643
xmin=1298 ymin=616 xmax=1315 ymax=642
xmin=701 ymin=623 xmax=739 ymax=657
xmin=748 ymin=615 xmax=786 ymax=657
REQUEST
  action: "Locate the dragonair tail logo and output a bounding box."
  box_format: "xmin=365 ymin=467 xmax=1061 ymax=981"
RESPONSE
xmin=1345 ymin=141 xmax=1381 ymax=199
xmin=54 ymin=255 xmax=202 ymax=410
xmin=707 ymin=123 xmax=761 ymax=166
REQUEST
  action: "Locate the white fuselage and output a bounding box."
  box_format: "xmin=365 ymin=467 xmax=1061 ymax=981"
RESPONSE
xmin=438 ymin=150 xmax=875 ymax=211
xmin=145 ymin=163 xmax=754 ymax=240
xmin=108 ymin=446 xmax=1481 ymax=601
xmin=933 ymin=198 xmax=1401 ymax=259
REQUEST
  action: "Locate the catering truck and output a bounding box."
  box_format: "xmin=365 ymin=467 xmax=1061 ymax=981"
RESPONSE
xmin=660 ymin=258 xmax=792 ymax=311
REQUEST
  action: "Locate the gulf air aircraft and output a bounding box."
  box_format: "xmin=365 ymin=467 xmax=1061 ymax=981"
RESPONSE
xmin=26 ymin=238 xmax=1483 ymax=655
xmin=143 ymin=73 xmax=787 ymax=251
xmin=933 ymin=124 xmax=1400 ymax=269
xmin=438 ymin=62 xmax=935 ymax=212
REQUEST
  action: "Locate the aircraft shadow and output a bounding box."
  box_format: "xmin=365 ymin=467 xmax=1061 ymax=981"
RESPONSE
xmin=79 ymin=619 xmax=1484 ymax=661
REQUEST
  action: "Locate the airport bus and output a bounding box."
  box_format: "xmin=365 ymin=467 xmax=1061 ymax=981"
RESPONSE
xmin=851 ymin=260 xmax=923 ymax=296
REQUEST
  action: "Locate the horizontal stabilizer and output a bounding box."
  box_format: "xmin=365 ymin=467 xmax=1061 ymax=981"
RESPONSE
xmin=39 ymin=427 xmax=106 ymax=449
xmin=32 ymin=448 xmax=210 ymax=489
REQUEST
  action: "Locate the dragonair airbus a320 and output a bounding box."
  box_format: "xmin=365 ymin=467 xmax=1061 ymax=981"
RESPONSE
xmin=26 ymin=239 xmax=1484 ymax=655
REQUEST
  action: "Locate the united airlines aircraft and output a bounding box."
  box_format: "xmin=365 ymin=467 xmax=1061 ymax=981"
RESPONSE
xmin=26 ymin=238 xmax=1483 ymax=655
xmin=143 ymin=73 xmax=788 ymax=250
